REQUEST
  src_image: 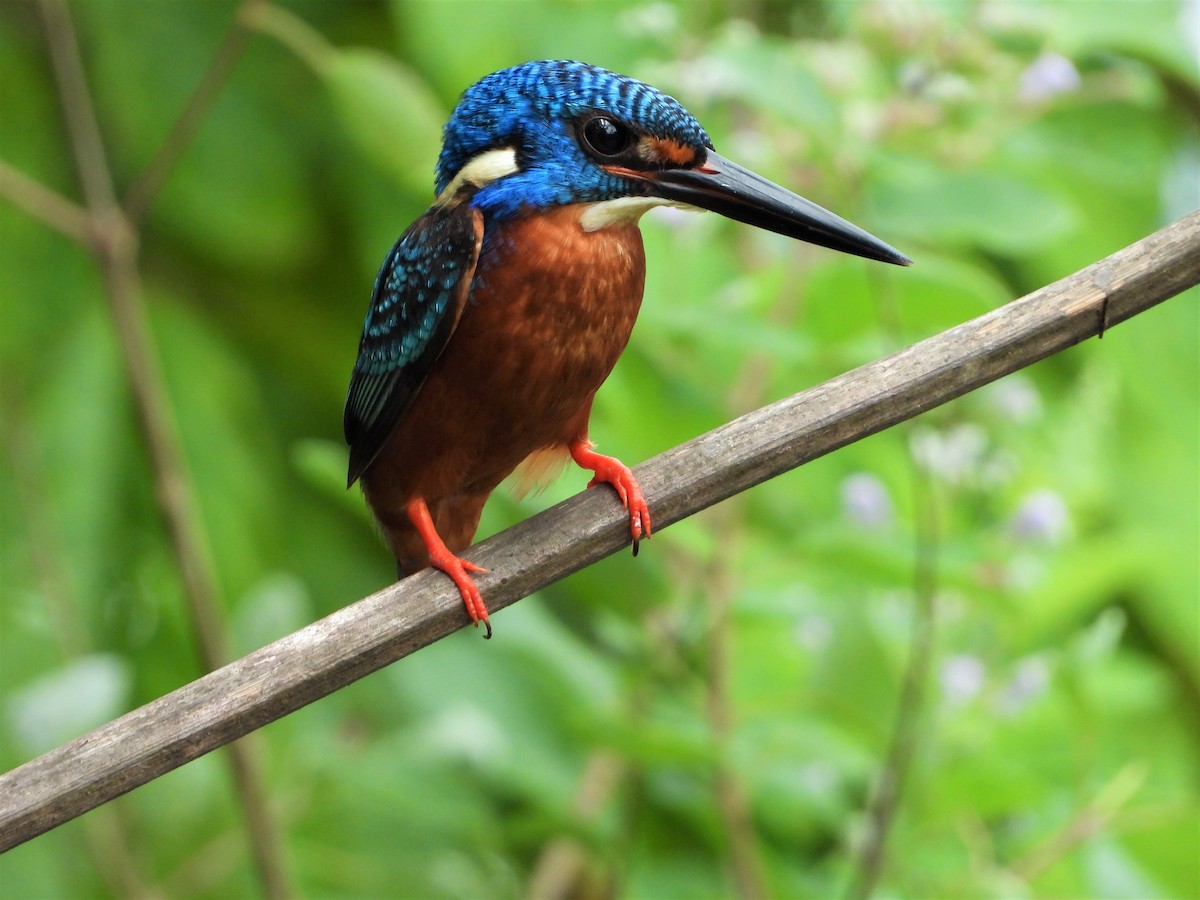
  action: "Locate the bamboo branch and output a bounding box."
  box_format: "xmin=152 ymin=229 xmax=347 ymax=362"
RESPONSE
xmin=1 ymin=210 xmax=1197 ymax=853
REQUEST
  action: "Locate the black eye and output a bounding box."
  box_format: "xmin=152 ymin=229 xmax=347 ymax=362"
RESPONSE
xmin=581 ymin=116 xmax=633 ymax=157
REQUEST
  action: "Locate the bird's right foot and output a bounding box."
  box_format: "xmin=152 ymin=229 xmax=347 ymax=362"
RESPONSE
xmin=429 ymin=551 xmax=492 ymax=639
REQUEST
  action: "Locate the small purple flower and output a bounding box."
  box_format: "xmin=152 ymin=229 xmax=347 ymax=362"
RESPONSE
xmin=910 ymin=424 xmax=987 ymax=484
xmin=1019 ymin=52 xmax=1081 ymax=103
xmin=941 ymin=654 xmax=986 ymax=704
xmin=996 ymin=656 xmax=1051 ymax=715
xmin=841 ymin=472 xmax=894 ymax=530
xmin=1010 ymin=489 xmax=1070 ymax=544
xmin=987 ymin=377 xmax=1043 ymax=424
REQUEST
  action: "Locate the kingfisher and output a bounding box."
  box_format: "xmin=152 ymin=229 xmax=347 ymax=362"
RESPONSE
xmin=345 ymin=60 xmax=910 ymax=638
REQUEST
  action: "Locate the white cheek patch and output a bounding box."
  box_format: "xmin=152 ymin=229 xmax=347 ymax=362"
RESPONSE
xmin=579 ymin=197 xmax=701 ymax=231
xmin=436 ymin=147 xmax=520 ymax=203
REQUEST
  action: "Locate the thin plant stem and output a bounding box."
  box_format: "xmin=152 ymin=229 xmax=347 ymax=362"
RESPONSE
xmin=123 ymin=0 xmax=264 ymax=224
xmin=846 ymin=267 xmax=942 ymax=899
xmin=0 ymin=158 xmax=91 ymax=244
xmin=846 ymin=464 xmax=938 ymax=899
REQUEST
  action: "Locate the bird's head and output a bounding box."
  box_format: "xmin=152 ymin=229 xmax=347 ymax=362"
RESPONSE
xmin=435 ymin=60 xmax=910 ymax=266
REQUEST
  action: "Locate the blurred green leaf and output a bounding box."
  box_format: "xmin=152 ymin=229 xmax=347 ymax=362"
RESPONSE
xmin=322 ymin=49 xmax=445 ymax=197
xmin=6 ymin=654 xmax=132 ymax=755
xmin=231 ymin=574 xmax=312 ymax=657
xmin=872 ymin=156 xmax=1079 ymax=255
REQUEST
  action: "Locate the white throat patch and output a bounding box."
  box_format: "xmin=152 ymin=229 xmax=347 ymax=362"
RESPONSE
xmin=436 ymin=148 xmax=519 ymax=203
xmin=579 ymin=197 xmax=699 ymax=232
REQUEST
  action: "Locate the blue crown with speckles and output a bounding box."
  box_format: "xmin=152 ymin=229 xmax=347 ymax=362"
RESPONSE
xmin=435 ymin=60 xmax=712 ymax=195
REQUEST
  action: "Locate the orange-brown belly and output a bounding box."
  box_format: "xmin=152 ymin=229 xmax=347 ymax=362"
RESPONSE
xmin=361 ymin=205 xmax=647 ymax=551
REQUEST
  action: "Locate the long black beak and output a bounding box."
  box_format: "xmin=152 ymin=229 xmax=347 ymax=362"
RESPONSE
xmin=635 ymin=149 xmax=912 ymax=266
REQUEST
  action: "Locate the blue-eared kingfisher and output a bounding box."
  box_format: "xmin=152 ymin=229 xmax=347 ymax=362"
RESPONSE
xmin=345 ymin=60 xmax=910 ymax=638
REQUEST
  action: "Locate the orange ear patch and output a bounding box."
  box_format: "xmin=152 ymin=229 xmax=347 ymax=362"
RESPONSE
xmin=639 ymin=137 xmax=699 ymax=166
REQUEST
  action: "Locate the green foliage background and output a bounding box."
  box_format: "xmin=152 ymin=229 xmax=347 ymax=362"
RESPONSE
xmin=1 ymin=0 xmax=1197 ymax=897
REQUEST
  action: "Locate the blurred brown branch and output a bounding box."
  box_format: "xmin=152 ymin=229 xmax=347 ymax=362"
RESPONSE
xmin=0 ymin=1 xmax=289 ymax=894
xmin=1 ymin=209 xmax=1197 ymax=854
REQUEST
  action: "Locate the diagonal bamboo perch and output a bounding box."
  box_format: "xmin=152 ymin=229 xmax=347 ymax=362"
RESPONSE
xmin=1 ymin=210 xmax=1198 ymax=853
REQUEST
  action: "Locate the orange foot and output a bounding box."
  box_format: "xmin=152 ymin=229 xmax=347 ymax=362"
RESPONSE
xmin=569 ymin=438 xmax=652 ymax=555
xmin=406 ymin=497 xmax=492 ymax=638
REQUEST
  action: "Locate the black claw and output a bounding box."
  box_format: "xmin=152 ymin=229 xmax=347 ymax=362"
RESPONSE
xmin=631 ymin=534 xmax=641 ymax=557
xmin=482 ymin=619 xmax=493 ymax=639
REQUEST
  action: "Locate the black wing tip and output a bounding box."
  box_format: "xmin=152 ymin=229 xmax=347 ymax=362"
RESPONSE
xmin=346 ymin=444 xmax=372 ymax=489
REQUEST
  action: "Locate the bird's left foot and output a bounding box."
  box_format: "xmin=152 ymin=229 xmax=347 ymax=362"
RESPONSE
xmin=569 ymin=439 xmax=652 ymax=554
xmin=406 ymin=497 xmax=493 ymax=638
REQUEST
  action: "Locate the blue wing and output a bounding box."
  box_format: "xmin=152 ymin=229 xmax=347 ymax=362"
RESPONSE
xmin=344 ymin=202 xmax=483 ymax=486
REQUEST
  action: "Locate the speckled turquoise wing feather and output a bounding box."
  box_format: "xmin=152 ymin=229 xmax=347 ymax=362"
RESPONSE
xmin=344 ymin=202 xmax=483 ymax=486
